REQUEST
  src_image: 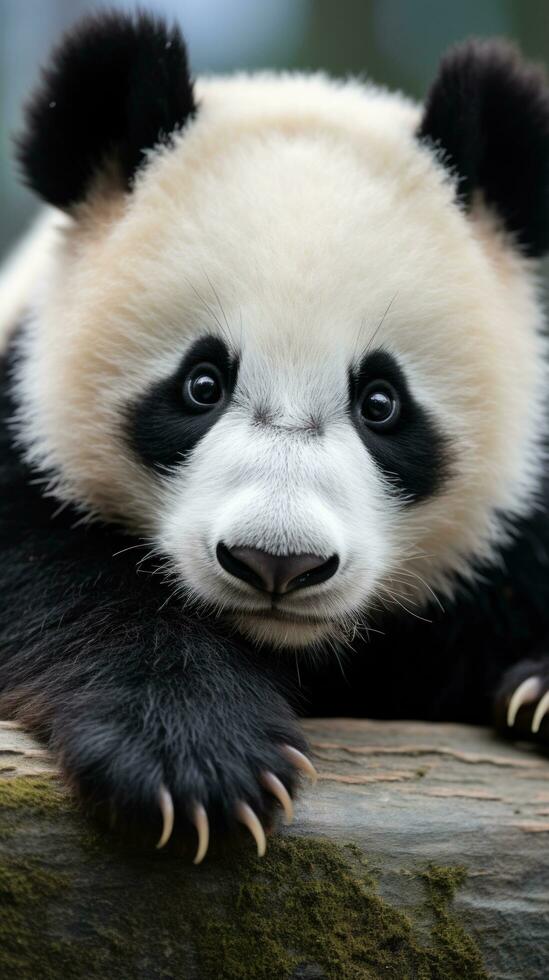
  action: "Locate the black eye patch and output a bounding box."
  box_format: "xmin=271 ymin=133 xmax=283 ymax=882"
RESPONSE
xmin=127 ymin=335 xmax=238 ymax=470
xmin=349 ymin=350 xmax=452 ymax=504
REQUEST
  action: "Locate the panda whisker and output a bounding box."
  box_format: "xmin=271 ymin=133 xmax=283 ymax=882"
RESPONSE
xmin=156 ymin=589 xmax=178 ymax=613
xmin=50 ymin=498 xmax=72 ymax=520
xmin=111 ymin=541 xmax=150 ymax=559
xmin=379 ymin=587 xmax=433 ymax=624
xmin=332 ymin=645 xmax=349 ymax=680
xmin=400 ymin=552 xmax=437 ymax=562
xmin=392 ymin=567 xmax=445 ymax=613
xmin=294 ymin=652 xmax=302 ymax=688
xmin=135 ymin=549 xmax=161 ymax=570
xmin=397 ymin=554 xmax=445 ymax=606
xmin=348 ymin=614 xmax=384 ymax=644
xmin=147 ymin=559 xmax=175 ymax=576
xmin=384 ymin=576 xmax=422 ymax=605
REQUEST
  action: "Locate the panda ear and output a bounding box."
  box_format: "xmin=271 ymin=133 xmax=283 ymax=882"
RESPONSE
xmin=418 ymin=39 xmax=549 ymax=257
xmin=17 ymin=11 xmax=196 ymax=209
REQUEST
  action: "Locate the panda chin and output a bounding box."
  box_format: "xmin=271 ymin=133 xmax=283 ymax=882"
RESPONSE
xmin=230 ymin=609 xmax=339 ymax=651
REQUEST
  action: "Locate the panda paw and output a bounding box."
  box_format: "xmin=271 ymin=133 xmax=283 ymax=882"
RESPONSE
xmin=151 ymin=744 xmax=316 ymax=861
xmin=495 ymin=659 xmax=549 ymax=742
xmin=54 ymin=706 xmax=316 ymax=862
xmin=155 ymin=744 xmax=316 ymax=861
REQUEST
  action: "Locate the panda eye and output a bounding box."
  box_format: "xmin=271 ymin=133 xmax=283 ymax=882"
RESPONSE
xmin=183 ymin=363 xmax=225 ymax=412
xmin=359 ymin=380 xmax=400 ymax=430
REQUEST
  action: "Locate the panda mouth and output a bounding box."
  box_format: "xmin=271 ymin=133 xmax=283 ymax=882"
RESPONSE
xmin=231 ymin=607 xmax=334 ymax=627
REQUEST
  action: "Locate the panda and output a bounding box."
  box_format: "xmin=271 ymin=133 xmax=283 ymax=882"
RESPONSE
xmin=2 ymin=10 xmax=549 ymax=862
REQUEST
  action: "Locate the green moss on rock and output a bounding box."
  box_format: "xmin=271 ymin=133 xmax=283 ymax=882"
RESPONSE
xmin=193 ymin=840 xmax=488 ymax=980
xmin=0 ymin=775 xmax=67 ymax=814
xmin=0 ymin=776 xmax=489 ymax=980
xmin=418 ymin=865 xmax=488 ymax=980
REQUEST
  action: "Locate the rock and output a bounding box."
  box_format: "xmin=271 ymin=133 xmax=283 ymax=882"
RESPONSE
xmin=1 ymin=717 xmax=548 ymax=979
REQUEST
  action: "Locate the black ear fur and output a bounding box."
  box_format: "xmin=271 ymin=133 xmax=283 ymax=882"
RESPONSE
xmin=17 ymin=10 xmax=196 ymax=209
xmin=418 ymin=39 xmax=549 ymax=257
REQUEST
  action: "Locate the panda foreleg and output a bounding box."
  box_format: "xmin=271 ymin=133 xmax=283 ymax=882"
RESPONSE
xmin=0 ymin=619 xmax=313 ymax=857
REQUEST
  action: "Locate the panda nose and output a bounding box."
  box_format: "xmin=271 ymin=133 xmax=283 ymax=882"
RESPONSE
xmin=216 ymin=543 xmax=339 ymax=595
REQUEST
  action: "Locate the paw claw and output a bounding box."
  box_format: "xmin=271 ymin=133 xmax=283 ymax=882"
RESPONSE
xmin=532 ymin=690 xmax=549 ymax=734
xmin=281 ymin=744 xmax=318 ymax=784
xmin=192 ymin=803 xmax=210 ymax=865
xmin=507 ymin=676 xmax=542 ymax=727
xmin=260 ymin=771 xmax=294 ymax=825
xmin=156 ymin=784 xmax=175 ymax=849
xmin=235 ymin=801 xmax=267 ymax=857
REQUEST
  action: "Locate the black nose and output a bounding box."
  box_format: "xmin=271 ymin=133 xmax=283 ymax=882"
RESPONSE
xmin=216 ymin=543 xmax=339 ymax=595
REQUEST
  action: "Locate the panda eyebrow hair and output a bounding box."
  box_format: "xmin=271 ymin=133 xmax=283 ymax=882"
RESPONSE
xmin=204 ymin=270 xmax=233 ymax=340
xmin=187 ymin=279 xmax=236 ymax=351
xmin=190 ymin=268 xmax=239 ymax=355
xmin=353 ymin=292 xmax=398 ymax=363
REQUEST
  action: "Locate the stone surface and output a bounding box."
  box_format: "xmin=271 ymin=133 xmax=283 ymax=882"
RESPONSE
xmin=303 ymin=719 xmax=549 ymax=980
xmin=1 ymin=717 xmax=548 ymax=979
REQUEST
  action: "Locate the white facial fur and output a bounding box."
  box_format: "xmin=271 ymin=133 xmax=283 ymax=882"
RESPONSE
xmin=10 ymin=72 xmax=548 ymax=649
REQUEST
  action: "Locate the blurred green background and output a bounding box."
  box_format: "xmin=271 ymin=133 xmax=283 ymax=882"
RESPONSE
xmin=2 ymin=0 xmax=549 ymax=260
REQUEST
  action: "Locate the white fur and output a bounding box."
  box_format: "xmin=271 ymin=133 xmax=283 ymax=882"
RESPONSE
xmin=5 ymin=71 xmax=548 ymax=648
xmin=0 ymin=208 xmax=67 ymax=352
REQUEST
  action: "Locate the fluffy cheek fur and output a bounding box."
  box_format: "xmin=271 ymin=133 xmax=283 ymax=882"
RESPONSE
xmin=10 ymin=73 xmax=549 ymax=642
xmin=155 ymin=410 xmax=400 ymax=649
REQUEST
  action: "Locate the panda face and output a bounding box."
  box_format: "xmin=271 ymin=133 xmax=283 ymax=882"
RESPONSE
xmin=15 ymin=73 xmax=547 ymax=649
xmin=127 ymin=327 xmax=450 ymax=649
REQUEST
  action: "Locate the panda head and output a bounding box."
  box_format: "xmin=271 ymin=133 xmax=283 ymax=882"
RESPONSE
xmin=13 ymin=12 xmax=549 ymax=649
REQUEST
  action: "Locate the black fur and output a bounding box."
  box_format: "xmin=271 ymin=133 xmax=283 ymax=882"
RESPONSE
xmin=5 ymin=26 xmax=549 ymax=845
xmin=17 ymin=11 xmax=196 ymax=208
xmin=300 ymin=501 xmax=549 ymax=734
xmin=128 ymin=335 xmax=238 ymax=471
xmin=418 ymin=39 xmax=549 ymax=257
xmin=2 ymin=332 xmax=549 ymax=845
xmin=349 ymin=350 xmax=452 ymax=504
xmin=0 ymin=345 xmax=304 ymax=843
xmin=131 ymin=342 xmax=450 ymax=500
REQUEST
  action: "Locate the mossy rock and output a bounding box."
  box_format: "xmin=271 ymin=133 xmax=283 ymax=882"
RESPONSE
xmin=0 ymin=774 xmax=488 ymax=980
xmin=2 ymin=718 xmax=549 ymax=979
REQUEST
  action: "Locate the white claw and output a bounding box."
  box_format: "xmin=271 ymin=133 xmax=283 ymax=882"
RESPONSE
xmin=156 ymin=784 xmax=175 ymax=849
xmin=192 ymin=803 xmax=210 ymax=865
xmin=507 ymin=676 xmax=542 ymax=727
xmin=532 ymin=690 xmax=549 ymax=734
xmin=260 ymin=771 xmax=294 ymax=825
xmin=281 ymin=744 xmax=318 ymax=784
xmin=235 ymin=801 xmax=267 ymax=857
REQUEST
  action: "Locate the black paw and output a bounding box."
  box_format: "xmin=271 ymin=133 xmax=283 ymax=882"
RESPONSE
xmin=494 ymin=658 xmax=549 ymax=743
xmin=52 ymin=690 xmax=315 ymax=861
